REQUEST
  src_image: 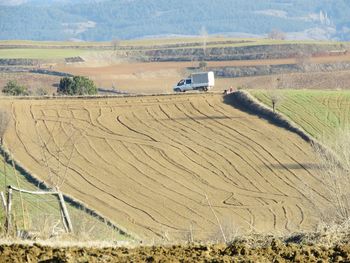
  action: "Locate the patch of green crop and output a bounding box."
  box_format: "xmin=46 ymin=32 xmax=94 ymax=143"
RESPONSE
xmin=0 ymin=49 xmax=89 ymax=59
xmin=250 ymin=89 xmax=350 ymax=139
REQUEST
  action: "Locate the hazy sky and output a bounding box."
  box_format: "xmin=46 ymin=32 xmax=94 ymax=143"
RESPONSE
xmin=0 ymin=0 xmax=28 ymax=5
xmin=0 ymin=0 xmax=106 ymax=4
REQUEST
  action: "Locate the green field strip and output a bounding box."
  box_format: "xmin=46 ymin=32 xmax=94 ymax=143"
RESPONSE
xmin=0 ymin=49 xmax=89 ymax=59
xmin=250 ymin=89 xmax=350 ymax=139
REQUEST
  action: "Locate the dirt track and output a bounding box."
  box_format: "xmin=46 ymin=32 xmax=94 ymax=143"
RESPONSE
xmin=1 ymin=93 xmax=330 ymax=241
xmin=3 ymin=54 xmax=350 ymax=95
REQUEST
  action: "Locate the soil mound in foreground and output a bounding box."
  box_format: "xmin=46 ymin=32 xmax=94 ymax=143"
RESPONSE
xmin=1 ymin=239 xmax=350 ymax=262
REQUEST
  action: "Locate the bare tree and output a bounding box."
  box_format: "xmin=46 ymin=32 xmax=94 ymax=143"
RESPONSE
xmin=268 ymin=28 xmax=286 ymax=40
xmin=271 ymin=93 xmax=282 ymax=113
xmin=267 ymin=80 xmax=283 ymax=112
xmin=34 ymin=120 xmax=81 ymax=189
xmin=0 ymin=109 xmax=10 ymax=192
xmin=111 ymin=38 xmax=120 ymax=51
xmin=198 ymin=61 xmax=207 ymax=70
xmin=199 ymin=26 xmax=209 ymax=57
xmin=295 ymin=51 xmax=311 ymax=69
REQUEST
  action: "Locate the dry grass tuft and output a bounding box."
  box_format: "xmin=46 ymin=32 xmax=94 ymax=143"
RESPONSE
xmin=313 ymin=128 xmax=350 ymax=223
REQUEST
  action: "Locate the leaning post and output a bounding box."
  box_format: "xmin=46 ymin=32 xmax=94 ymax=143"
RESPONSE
xmin=5 ymin=186 xmax=12 ymax=234
xmin=57 ymin=191 xmax=73 ymax=233
xmin=0 ymin=191 xmax=7 ymax=213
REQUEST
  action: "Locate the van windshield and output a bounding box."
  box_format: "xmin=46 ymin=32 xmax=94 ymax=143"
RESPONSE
xmin=177 ymin=79 xmax=185 ymax=86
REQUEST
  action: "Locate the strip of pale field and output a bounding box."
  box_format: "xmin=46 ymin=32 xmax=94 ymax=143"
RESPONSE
xmin=0 ymin=49 xmax=89 ymax=59
xmin=0 ymin=37 xmax=347 ymax=59
xmin=250 ymin=90 xmax=350 ymax=139
xmin=1 ymin=38 xmax=340 ymax=48
xmin=1 ymin=94 xmax=330 ymax=241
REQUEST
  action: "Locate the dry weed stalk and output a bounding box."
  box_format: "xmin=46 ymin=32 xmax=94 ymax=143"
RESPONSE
xmin=313 ymin=128 xmax=350 ymax=223
xmin=205 ymin=194 xmax=227 ymax=243
xmin=33 ymin=117 xmax=84 ymax=189
xmin=0 ymin=109 xmax=10 ymax=145
xmin=10 ymin=155 xmax=27 ymax=230
xmin=295 ymin=51 xmax=311 ymax=69
xmin=0 ymin=109 xmax=10 ymax=191
xmin=209 ymin=218 xmax=240 ymax=243
xmin=0 ymin=110 xmax=27 ymax=232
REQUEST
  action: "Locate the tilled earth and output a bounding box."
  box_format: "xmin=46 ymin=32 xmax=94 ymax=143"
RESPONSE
xmin=1 ymin=94 xmax=325 ymax=240
xmin=1 ymin=239 xmax=350 ymax=262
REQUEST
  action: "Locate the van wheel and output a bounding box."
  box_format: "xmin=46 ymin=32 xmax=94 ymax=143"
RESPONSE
xmin=174 ymin=88 xmax=181 ymax=92
xmin=203 ymin=87 xmax=208 ymax=91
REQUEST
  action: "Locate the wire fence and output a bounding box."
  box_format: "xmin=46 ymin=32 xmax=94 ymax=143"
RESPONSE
xmin=1 ymin=187 xmax=132 ymax=241
xmin=10 ymin=190 xmax=65 ymax=237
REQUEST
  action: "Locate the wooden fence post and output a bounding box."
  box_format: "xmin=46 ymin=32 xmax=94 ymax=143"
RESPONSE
xmin=5 ymin=185 xmax=74 ymax=235
xmin=57 ymin=192 xmax=73 ymax=233
xmin=0 ymin=191 xmax=7 ymax=213
xmin=5 ymin=186 xmax=12 ymax=234
xmin=60 ymin=208 xmax=69 ymax=233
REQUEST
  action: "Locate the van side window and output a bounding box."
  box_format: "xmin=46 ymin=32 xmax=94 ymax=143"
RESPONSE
xmin=186 ymin=79 xmax=191 ymax=84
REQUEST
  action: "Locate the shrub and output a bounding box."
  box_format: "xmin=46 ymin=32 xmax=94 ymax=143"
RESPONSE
xmin=2 ymin=80 xmax=29 ymax=96
xmin=36 ymin=87 xmax=49 ymax=96
xmin=58 ymin=76 xmax=97 ymax=95
xmin=199 ymin=61 xmax=207 ymax=69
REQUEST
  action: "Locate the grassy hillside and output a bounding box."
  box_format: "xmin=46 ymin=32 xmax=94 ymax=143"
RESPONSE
xmin=250 ymin=89 xmax=350 ymax=139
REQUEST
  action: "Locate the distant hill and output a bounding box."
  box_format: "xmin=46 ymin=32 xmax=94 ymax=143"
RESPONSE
xmin=0 ymin=0 xmax=350 ymax=41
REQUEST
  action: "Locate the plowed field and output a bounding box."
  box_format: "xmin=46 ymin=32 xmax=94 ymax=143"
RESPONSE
xmin=1 ymin=94 xmax=329 ymax=241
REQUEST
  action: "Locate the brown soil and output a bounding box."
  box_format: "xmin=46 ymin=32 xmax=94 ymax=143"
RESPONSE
xmin=2 ymin=69 xmax=350 ymax=97
xmin=1 ymin=239 xmax=350 ymax=262
xmin=220 ymin=70 xmax=350 ymax=90
xmin=0 ymin=94 xmax=329 ymax=241
xmin=2 ymin=53 xmax=350 ymax=95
